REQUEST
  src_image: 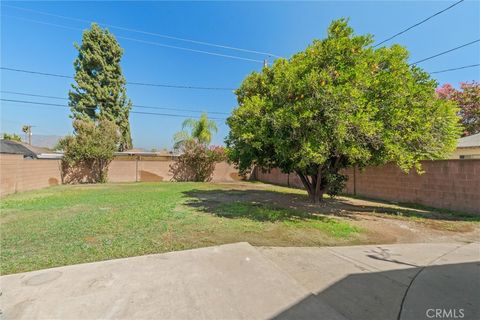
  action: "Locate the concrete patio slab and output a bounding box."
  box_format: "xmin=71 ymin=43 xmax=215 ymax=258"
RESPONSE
xmin=262 ymin=242 xmax=480 ymax=320
xmin=0 ymin=242 xmax=342 ymax=320
xmin=1 ymin=242 xmax=478 ymax=320
xmin=400 ymin=243 xmax=480 ymax=320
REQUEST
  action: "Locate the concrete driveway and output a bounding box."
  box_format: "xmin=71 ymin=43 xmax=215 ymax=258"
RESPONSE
xmin=1 ymin=242 xmax=479 ymax=319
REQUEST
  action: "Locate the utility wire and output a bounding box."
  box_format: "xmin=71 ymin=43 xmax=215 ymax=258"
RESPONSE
xmin=0 ymin=67 xmax=236 ymax=91
xmin=4 ymin=4 xmax=281 ymax=58
xmin=374 ymin=0 xmax=465 ymax=47
xmin=1 ymin=67 xmax=72 ymax=79
xmin=0 ymin=99 xmax=228 ymax=121
xmin=0 ymin=90 xmax=230 ymax=115
xmin=1 ymin=91 xmax=67 ymax=101
xmin=410 ymin=39 xmax=480 ymax=65
xmin=430 ymin=63 xmax=480 ymax=74
xmin=3 ymin=15 xmax=264 ymax=64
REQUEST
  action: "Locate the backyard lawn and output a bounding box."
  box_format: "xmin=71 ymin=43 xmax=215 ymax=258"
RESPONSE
xmin=1 ymin=181 xmax=478 ymax=274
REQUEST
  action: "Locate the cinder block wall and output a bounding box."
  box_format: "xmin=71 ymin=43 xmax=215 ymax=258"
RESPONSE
xmin=254 ymin=167 xmax=304 ymax=189
xmin=0 ymin=155 xmax=241 ymax=196
xmin=342 ymin=161 xmax=480 ymax=214
xmin=108 ymin=159 xmax=241 ymax=183
xmin=108 ymin=160 xmax=137 ymax=182
xmin=254 ymin=160 xmax=480 ymax=214
xmin=0 ymin=154 xmax=21 ymax=196
xmin=0 ymin=154 xmax=62 ymax=196
xmin=137 ymin=159 xmax=173 ymax=182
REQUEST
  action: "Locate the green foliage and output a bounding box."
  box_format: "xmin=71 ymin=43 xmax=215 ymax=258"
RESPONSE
xmin=325 ymin=173 xmax=348 ymax=198
xmin=170 ymin=141 xmax=225 ymax=182
xmin=173 ymin=113 xmax=218 ymax=150
xmin=69 ymin=23 xmax=132 ymax=151
xmin=437 ymin=82 xmax=480 ymax=136
xmin=226 ymin=19 xmax=461 ymax=202
xmin=58 ymin=119 xmax=119 ymax=183
xmin=2 ymin=133 xmax=22 ymax=142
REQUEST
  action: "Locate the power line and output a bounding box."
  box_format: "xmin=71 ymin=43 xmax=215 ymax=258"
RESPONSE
xmin=374 ymin=0 xmax=465 ymax=47
xmin=129 ymin=110 xmax=225 ymax=120
xmin=1 ymin=91 xmax=67 ymax=101
xmin=3 ymin=15 xmax=264 ymax=64
xmin=430 ymin=63 xmax=480 ymax=74
xmin=125 ymin=78 xmax=234 ymax=90
xmin=117 ymin=103 xmax=228 ymax=115
xmin=0 ymin=90 xmax=230 ymax=115
xmin=5 ymin=4 xmax=281 ymax=58
xmin=1 ymin=67 xmax=72 ymax=79
xmin=410 ymin=39 xmax=480 ymax=65
xmin=0 ymin=67 xmax=236 ymax=91
xmin=0 ymin=99 xmax=228 ymax=121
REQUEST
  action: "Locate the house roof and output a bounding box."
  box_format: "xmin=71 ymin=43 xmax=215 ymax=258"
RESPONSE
xmin=22 ymin=143 xmax=52 ymax=154
xmin=114 ymin=151 xmax=178 ymax=158
xmin=0 ymin=139 xmax=37 ymax=158
xmin=457 ymin=133 xmax=480 ymax=148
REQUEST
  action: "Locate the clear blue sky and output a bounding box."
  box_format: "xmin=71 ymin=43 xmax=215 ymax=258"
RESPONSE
xmin=1 ymin=1 xmax=479 ymax=150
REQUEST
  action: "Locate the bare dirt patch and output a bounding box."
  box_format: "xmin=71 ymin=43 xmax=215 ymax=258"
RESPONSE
xmin=185 ymin=182 xmax=480 ymax=244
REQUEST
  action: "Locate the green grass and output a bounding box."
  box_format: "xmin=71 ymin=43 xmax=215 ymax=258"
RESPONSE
xmin=214 ymin=202 xmax=359 ymax=238
xmin=0 ymin=182 xmax=362 ymax=274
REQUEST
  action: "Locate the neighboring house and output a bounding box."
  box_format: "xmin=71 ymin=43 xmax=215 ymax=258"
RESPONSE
xmin=450 ymin=133 xmax=480 ymax=159
xmin=0 ymin=139 xmax=38 ymax=159
xmin=0 ymin=139 xmax=62 ymax=159
xmin=0 ymin=140 xmax=177 ymax=161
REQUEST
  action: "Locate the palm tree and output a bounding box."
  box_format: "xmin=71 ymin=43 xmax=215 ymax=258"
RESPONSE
xmin=173 ymin=113 xmax=218 ymax=150
xmin=22 ymin=125 xmax=32 ymax=145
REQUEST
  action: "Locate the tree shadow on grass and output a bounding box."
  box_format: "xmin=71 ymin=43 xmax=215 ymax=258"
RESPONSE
xmin=182 ymin=188 xmax=480 ymax=222
xmin=183 ymin=188 xmax=335 ymax=223
xmin=338 ymin=194 xmax=480 ymax=222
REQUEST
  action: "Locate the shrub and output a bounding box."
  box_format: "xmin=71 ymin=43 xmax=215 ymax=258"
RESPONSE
xmin=325 ymin=172 xmax=348 ymax=198
xmin=57 ymin=119 xmax=119 ymax=183
xmin=1 ymin=133 xmax=22 ymax=142
xmin=170 ymin=141 xmax=226 ymax=182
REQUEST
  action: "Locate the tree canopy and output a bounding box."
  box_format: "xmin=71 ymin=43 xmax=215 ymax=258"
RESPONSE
xmin=436 ymin=82 xmax=479 ymax=136
xmin=2 ymin=133 xmax=22 ymax=142
xmin=173 ymin=113 xmax=218 ymax=150
xmin=170 ymin=113 xmax=223 ymax=181
xmin=69 ymin=23 xmax=132 ymax=151
xmin=226 ymin=19 xmax=461 ymax=203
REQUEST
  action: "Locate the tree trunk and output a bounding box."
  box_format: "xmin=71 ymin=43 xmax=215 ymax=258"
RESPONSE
xmin=296 ymin=169 xmax=325 ymax=204
xmin=314 ymin=167 xmax=324 ymax=203
xmin=296 ymin=171 xmax=314 ymax=202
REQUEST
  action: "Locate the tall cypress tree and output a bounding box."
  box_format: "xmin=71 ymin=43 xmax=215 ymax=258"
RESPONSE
xmin=69 ymin=23 xmax=132 ymax=151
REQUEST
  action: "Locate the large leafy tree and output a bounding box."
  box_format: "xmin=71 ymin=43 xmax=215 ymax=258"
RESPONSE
xmin=226 ymin=19 xmax=460 ymax=203
xmin=69 ymin=23 xmax=132 ymax=151
xmin=173 ymin=113 xmax=218 ymax=150
xmin=436 ymin=82 xmax=479 ymax=136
